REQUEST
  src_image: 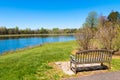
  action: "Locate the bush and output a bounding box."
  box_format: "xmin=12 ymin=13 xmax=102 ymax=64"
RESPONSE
xmin=76 ymin=26 xmax=93 ymax=50
xmin=96 ymin=22 xmax=116 ymax=50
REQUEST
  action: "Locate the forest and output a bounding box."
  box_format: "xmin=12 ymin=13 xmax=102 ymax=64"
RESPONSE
xmin=0 ymin=27 xmax=78 ymax=35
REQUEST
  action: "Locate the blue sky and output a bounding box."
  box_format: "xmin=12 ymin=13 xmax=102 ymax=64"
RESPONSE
xmin=0 ymin=0 xmax=120 ymax=29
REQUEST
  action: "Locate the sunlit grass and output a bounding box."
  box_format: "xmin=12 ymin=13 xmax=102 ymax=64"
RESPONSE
xmin=111 ymin=58 xmax=120 ymax=71
xmin=0 ymin=41 xmax=77 ymax=80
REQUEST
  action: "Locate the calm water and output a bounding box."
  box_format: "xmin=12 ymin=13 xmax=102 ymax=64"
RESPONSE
xmin=0 ymin=35 xmax=75 ymax=54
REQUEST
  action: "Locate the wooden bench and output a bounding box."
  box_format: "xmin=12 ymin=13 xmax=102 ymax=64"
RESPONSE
xmin=70 ymin=49 xmax=114 ymax=74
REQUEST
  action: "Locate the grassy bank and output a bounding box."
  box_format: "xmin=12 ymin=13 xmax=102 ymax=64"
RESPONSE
xmin=0 ymin=41 xmax=120 ymax=80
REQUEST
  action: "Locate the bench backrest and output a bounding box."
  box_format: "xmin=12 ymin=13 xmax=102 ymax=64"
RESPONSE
xmin=75 ymin=49 xmax=114 ymax=63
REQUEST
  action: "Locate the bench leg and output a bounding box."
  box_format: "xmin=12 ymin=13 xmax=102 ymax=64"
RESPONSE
xmin=70 ymin=62 xmax=77 ymax=74
xmin=109 ymin=62 xmax=111 ymax=69
xmin=74 ymin=63 xmax=77 ymax=74
xmin=101 ymin=63 xmax=104 ymax=66
xmin=70 ymin=61 xmax=72 ymax=70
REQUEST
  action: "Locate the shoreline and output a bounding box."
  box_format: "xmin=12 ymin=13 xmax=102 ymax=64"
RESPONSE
xmin=0 ymin=44 xmax=43 ymax=55
xmin=0 ymin=40 xmax=75 ymax=55
xmin=0 ymin=33 xmax=75 ymax=37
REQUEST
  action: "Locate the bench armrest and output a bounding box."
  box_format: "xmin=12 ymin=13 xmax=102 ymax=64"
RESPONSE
xmin=70 ymin=55 xmax=75 ymax=61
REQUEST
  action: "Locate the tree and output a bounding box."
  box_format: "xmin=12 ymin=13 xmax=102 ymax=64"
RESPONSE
xmin=8 ymin=28 xmax=15 ymax=34
xmin=39 ymin=27 xmax=49 ymax=34
xmin=98 ymin=15 xmax=107 ymax=27
xmin=96 ymin=21 xmax=116 ymax=49
xmin=108 ymin=11 xmax=120 ymax=25
xmin=0 ymin=26 xmax=7 ymax=34
xmin=76 ymin=26 xmax=93 ymax=50
xmin=14 ymin=26 xmax=19 ymax=34
xmin=76 ymin=11 xmax=99 ymax=50
xmin=70 ymin=28 xmax=77 ymax=33
xmin=25 ymin=28 xmax=32 ymax=34
xmin=114 ymin=27 xmax=120 ymax=50
xmin=85 ymin=11 xmax=98 ymax=28
xmin=52 ymin=28 xmax=59 ymax=34
xmin=63 ymin=28 xmax=71 ymax=33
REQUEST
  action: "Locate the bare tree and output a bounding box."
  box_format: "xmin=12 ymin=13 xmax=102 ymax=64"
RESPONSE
xmin=113 ymin=26 xmax=120 ymax=50
xmin=96 ymin=21 xmax=116 ymax=49
xmin=98 ymin=15 xmax=107 ymax=28
xmin=76 ymin=11 xmax=98 ymax=50
xmin=76 ymin=25 xmax=93 ymax=50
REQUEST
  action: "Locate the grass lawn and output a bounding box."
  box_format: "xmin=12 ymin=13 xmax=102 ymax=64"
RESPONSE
xmin=0 ymin=41 xmax=120 ymax=80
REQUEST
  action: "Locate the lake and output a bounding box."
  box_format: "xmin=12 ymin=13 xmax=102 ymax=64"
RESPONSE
xmin=0 ymin=35 xmax=75 ymax=54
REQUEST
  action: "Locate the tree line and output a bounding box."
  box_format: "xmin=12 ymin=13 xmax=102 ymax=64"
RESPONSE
xmin=0 ymin=27 xmax=78 ymax=35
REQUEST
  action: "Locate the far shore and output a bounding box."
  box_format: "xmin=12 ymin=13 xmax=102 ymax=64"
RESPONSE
xmin=0 ymin=33 xmax=75 ymax=37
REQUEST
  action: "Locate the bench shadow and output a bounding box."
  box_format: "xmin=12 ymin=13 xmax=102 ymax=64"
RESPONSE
xmin=76 ymin=65 xmax=108 ymax=72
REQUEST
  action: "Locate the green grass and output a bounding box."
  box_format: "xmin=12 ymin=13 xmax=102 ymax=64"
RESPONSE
xmin=0 ymin=41 xmax=77 ymax=80
xmin=0 ymin=41 xmax=120 ymax=80
xmin=111 ymin=59 xmax=120 ymax=71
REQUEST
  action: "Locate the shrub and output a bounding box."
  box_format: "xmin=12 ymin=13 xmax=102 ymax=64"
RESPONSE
xmin=76 ymin=26 xmax=93 ymax=50
xmin=96 ymin=21 xmax=116 ymax=50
